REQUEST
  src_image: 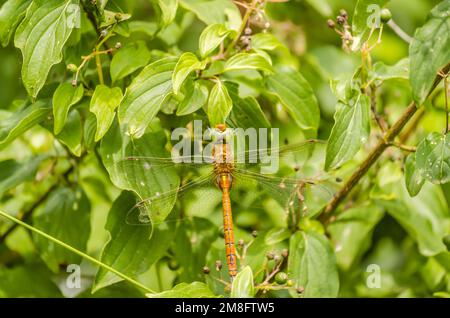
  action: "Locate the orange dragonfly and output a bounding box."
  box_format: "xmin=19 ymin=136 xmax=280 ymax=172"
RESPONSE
xmin=113 ymin=124 xmax=336 ymax=279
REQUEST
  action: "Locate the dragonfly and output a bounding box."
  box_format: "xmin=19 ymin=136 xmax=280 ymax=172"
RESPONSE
xmin=114 ymin=124 xmax=336 ymax=279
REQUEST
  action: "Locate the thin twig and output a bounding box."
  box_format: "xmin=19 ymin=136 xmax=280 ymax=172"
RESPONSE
xmin=224 ymin=0 xmax=258 ymax=56
xmin=320 ymin=63 xmax=450 ymax=224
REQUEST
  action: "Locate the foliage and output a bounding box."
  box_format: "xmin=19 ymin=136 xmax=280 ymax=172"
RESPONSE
xmin=0 ymin=0 xmax=449 ymax=298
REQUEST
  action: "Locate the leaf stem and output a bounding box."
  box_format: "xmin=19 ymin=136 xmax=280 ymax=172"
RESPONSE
xmin=387 ymin=19 xmax=412 ymax=44
xmin=320 ymin=63 xmax=450 ymax=224
xmin=224 ymin=0 xmax=258 ymax=56
xmin=0 ymin=209 xmax=156 ymax=294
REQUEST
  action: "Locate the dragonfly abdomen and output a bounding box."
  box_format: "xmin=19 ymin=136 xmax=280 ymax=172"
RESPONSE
xmin=221 ymin=181 xmax=238 ymax=278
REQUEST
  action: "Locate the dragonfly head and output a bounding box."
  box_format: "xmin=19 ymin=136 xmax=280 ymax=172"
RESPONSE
xmin=215 ymin=124 xmax=227 ymax=132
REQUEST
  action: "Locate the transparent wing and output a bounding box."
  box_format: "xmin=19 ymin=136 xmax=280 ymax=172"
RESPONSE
xmin=233 ymin=139 xmax=325 ymax=163
xmin=125 ymin=171 xmax=219 ymax=226
xmin=232 ymin=168 xmax=336 ymax=218
xmin=116 ymin=154 xmax=214 ymax=173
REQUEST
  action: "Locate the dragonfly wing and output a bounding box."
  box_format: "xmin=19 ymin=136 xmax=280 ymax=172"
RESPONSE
xmin=232 ymin=169 xmax=336 ymax=218
xmin=126 ymin=172 xmax=219 ymax=226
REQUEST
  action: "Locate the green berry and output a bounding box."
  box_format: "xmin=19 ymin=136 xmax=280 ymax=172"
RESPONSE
xmin=380 ymin=8 xmax=392 ymax=23
xmin=168 ymin=259 xmax=180 ymax=270
xmin=275 ymin=272 xmax=288 ymax=285
xmin=66 ymin=64 xmax=78 ymax=73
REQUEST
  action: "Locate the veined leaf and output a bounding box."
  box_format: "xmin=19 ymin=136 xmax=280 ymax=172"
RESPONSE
xmin=288 ymin=231 xmax=339 ymax=298
xmin=230 ymin=266 xmax=255 ymax=298
xmin=0 ymin=156 xmax=46 ymax=198
xmin=176 ymin=80 xmax=209 ymax=116
xmin=93 ymin=191 xmax=177 ymax=292
xmin=0 ymin=100 xmax=51 ymax=149
xmin=119 ymin=57 xmax=177 ymax=138
xmin=223 ymin=53 xmax=273 ymax=74
xmin=266 ymin=67 xmax=320 ymax=136
xmin=90 ymin=85 xmax=123 ymax=142
xmin=57 ymin=109 xmax=83 ymax=156
xmin=416 ymin=132 xmax=450 ymax=184
xmin=207 ymin=80 xmax=232 ymax=126
xmin=404 ymin=152 xmax=425 ymax=197
xmin=226 ymin=82 xmax=270 ymax=129
xmin=199 ymin=23 xmax=234 ymax=57
xmin=410 ymin=0 xmax=450 ymax=105
xmin=110 ymin=41 xmax=152 ymax=83
xmin=0 ymin=0 xmax=31 ymax=47
xmin=14 ymin=0 xmax=79 ymax=98
xmin=100 ymin=121 xmax=180 ymax=224
xmin=157 ymin=0 xmax=178 ymax=26
xmin=325 ymin=91 xmax=370 ymax=170
xmin=53 ymin=83 xmax=84 ymax=135
xmin=172 ymin=52 xmax=207 ymax=95
xmin=179 ymin=0 xmax=241 ymax=30
xmin=146 ymin=282 xmax=218 ymax=298
xmin=370 ymin=58 xmax=409 ymax=82
xmin=377 ymin=182 xmax=448 ymax=257
xmin=329 ymin=205 xmax=384 ymax=270
xmin=251 ymin=33 xmax=283 ymax=52
xmin=32 ymin=186 xmax=91 ymax=273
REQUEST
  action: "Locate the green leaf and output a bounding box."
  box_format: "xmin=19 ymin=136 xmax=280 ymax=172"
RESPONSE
xmin=110 ymin=41 xmax=152 ymax=83
xmin=119 ymin=57 xmax=177 ymax=137
xmin=325 ymin=91 xmax=370 ymax=170
xmin=176 ymin=80 xmax=209 ymax=116
xmin=370 ymin=58 xmax=409 ymax=82
xmin=57 ymin=109 xmax=83 ymax=156
xmin=83 ymin=113 xmax=97 ymax=150
xmin=0 ymin=0 xmax=31 ymax=47
xmin=352 ymin=0 xmax=389 ymax=50
xmin=53 ymin=83 xmax=84 ymax=134
xmin=199 ymin=23 xmax=234 ymax=57
xmin=0 ymin=156 xmax=45 ymax=198
xmin=93 ymin=191 xmax=176 ymax=292
xmin=100 ymin=121 xmax=180 ymax=224
xmin=128 ymin=20 xmax=158 ymax=37
xmin=377 ymin=183 xmax=449 ymax=257
xmin=146 ymin=282 xmax=218 ymax=298
xmin=14 ymin=0 xmax=78 ymax=98
xmin=157 ymin=0 xmax=178 ymax=26
xmin=288 ymin=231 xmax=339 ymax=298
xmin=410 ymin=0 xmax=450 ymax=105
xmin=207 ymin=80 xmax=232 ymax=126
xmin=0 ymin=264 xmax=62 ymax=297
xmin=0 ymin=100 xmax=51 ymax=149
xmin=179 ymin=0 xmax=241 ymax=30
xmin=90 ymin=85 xmax=123 ymax=142
xmin=304 ymin=0 xmax=332 ymax=17
xmin=251 ymin=33 xmax=283 ymax=52
xmin=32 ymin=186 xmax=91 ymax=272
xmin=230 ymin=266 xmax=255 ymax=298
xmin=329 ymin=205 xmax=384 ymax=270
xmin=404 ymin=153 xmax=425 ymax=197
xmin=99 ymin=10 xmax=131 ymax=28
xmin=226 ymin=82 xmax=270 ymax=129
xmin=223 ymin=53 xmax=273 ymax=74
xmin=172 ymin=217 xmax=219 ymax=282
xmin=416 ymin=132 xmax=450 ymax=184
xmin=172 ymin=52 xmax=207 ymax=95
xmin=266 ymin=67 xmax=320 ymax=136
